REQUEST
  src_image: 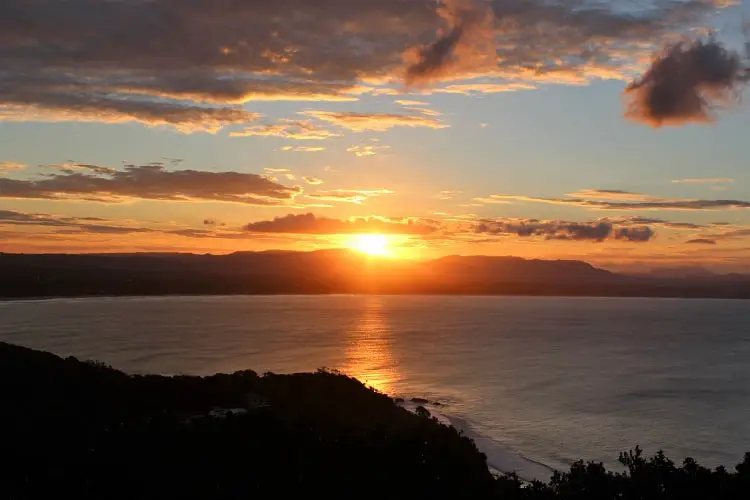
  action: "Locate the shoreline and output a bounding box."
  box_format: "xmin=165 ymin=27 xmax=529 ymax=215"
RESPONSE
xmin=2 ymin=291 xmax=749 ymax=302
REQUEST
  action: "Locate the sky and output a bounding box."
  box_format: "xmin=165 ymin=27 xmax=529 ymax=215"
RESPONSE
xmin=1 ymin=0 xmax=749 ymax=272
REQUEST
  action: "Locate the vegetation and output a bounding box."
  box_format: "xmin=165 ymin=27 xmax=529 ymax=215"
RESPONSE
xmin=2 ymin=341 xmax=750 ymax=499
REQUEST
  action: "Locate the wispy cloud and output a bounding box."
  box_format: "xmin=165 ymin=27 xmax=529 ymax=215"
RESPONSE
xmin=305 ymin=188 xmax=394 ymax=205
xmin=686 ymin=238 xmax=717 ymax=245
xmin=0 ymin=161 xmax=26 ymax=173
xmin=565 ymin=189 xmax=662 ymax=202
xmin=229 ymin=120 xmax=341 ymax=140
xmin=281 ymin=146 xmax=326 ymax=152
xmin=482 ymin=192 xmax=750 ymax=211
xmin=394 ymin=100 xmax=430 ymax=106
xmin=303 ymin=111 xmax=447 ymax=132
xmin=0 ymin=163 xmax=300 ymax=205
xmin=0 ymin=209 xmax=253 ymax=240
xmin=672 ymin=177 xmax=735 ymax=184
xmin=303 ymin=177 xmax=324 ymax=185
xmin=346 ymin=144 xmax=391 ymax=157
xmin=437 ymin=190 xmax=463 ymax=200
xmin=435 ymin=83 xmax=537 ymax=94
xmin=245 ymin=213 xmax=439 ymax=235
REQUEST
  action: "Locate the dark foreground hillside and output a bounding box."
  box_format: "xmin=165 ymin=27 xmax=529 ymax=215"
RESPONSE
xmin=2 ymin=342 xmax=750 ymax=499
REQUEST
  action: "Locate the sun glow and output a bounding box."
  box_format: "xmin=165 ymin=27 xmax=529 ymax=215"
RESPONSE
xmin=348 ymin=234 xmax=391 ymax=256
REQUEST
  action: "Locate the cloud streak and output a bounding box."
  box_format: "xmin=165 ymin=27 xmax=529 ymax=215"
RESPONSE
xmin=305 ymin=188 xmax=394 ymax=205
xmin=229 ymin=120 xmax=341 ymax=140
xmin=483 ymin=192 xmax=750 ymax=211
xmin=245 ymin=213 xmax=439 ymax=235
xmin=0 ymin=161 xmax=26 ymax=173
xmin=0 ymin=164 xmax=299 ymax=205
xmin=474 ymin=217 xmax=655 ymax=242
xmin=686 ymin=238 xmax=717 ymax=244
xmin=303 ymin=111 xmax=447 ymax=132
xmin=0 ymin=209 xmax=258 ymax=240
xmin=672 ymin=177 xmax=735 ymax=184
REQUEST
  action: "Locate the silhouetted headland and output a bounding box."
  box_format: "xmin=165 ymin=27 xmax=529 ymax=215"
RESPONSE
xmin=3 ymin=342 xmax=750 ymax=499
xmin=1 ymin=250 xmax=748 ymax=299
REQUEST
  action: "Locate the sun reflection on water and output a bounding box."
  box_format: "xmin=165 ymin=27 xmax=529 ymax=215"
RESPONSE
xmin=343 ymin=297 xmax=399 ymax=395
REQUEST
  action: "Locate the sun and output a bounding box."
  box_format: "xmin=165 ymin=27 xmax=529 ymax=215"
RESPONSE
xmin=348 ymin=234 xmax=391 ymax=257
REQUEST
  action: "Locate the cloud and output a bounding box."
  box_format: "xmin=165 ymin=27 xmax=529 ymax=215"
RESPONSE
xmin=686 ymin=238 xmax=717 ymax=244
xmin=434 ymin=83 xmax=536 ymax=94
xmin=0 ymin=161 xmax=26 ymax=173
xmin=565 ymin=189 xmax=662 ymax=202
xmin=474 ymin=217 xmax=655 ymax=242
xmin=305 ymin=188 xmax=394 ymax=204
xmin=604 ymin=216 xmax=705 ymax=230
xmin=404 ymin=0 xmax=725 ymax=86
xmin=0 ymin=209 xmax=154 ymax=235
xmin=245 ymin=213 xmax=439 ymax=235
xmin=404 ymin=0 xmax=495 ymax=86
xmin=614 ymin=226 xmax=655 ymax=242
xmin=303 ymin=111 xmax=447 ymax=132
xmin=437 ymin=190 xmax=463 ymax=200
xmin=484 ymin=192 xmax=750 ymax=211
xmin=42 ymin=163 xmax=118 ymax=175
xmin=0 ymin=85 xmax=260 ymax=133
xmin=672 ymin=177 xmax=735 ymax=184
xmin=303 ymin=177 xmax=324 ymax=185
xmin=0 ymin=164 xmax=300 ymax=205
xmin=263 ymin=167 xmax=297 ymax=181
xmin=0 ymin=0 xmax=729 ymax=131
xmin=625 ymin=37 xmax=749 ymax=126
xmin=346 ymin=145 xmax=391 ymax=156
xmin=281 ymin=146 xmax=326 ymax=152
xmin=229 ymin=120 xmax=341 ymax=140
xmin=394 ymin=100 xmax=430 ymax=106
xmin=0 ymin=209 xmax=258 ymax=240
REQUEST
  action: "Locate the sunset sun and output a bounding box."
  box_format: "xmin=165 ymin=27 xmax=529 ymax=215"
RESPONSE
xmin=349 ymin=234 xmax=391 ymax=257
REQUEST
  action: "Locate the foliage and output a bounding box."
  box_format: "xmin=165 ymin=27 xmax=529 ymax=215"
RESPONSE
xmin=2 ymin=342 xmax=750 ymax=499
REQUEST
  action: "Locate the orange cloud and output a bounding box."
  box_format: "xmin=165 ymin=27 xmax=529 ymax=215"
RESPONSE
xmin=0 ymin=161 xmax=26 ymax=173
xmin=305 ymin=188 xmax=393 ymax=204
xmin=229 ymin=120 xmax=341 ymax=140
xmin=346 ymin=144 xmax=391 ymax=157
xmin=245 ymin=213 xmax=439 ymax=235
xmin=434 ymin=83 xmax=537 ymax=94
xmin=394 ymin=100 xmax=430 ymax=106
xmin=302 ymin=111 xmax=447 ymax=131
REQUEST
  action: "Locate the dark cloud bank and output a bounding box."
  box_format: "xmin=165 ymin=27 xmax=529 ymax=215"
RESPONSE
xmin=0 ymin=164 xmax=299 ymax=205
xmin=0 ymin=0 xmax=729 ymax=130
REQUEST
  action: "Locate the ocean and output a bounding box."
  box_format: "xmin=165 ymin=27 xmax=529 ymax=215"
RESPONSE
xmin=1 ymin=295 xmax=749 ymax=480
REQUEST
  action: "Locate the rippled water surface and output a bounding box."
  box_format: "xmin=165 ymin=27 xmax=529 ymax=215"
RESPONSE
xmin=2 ymin=295 xmax=749 ymax=479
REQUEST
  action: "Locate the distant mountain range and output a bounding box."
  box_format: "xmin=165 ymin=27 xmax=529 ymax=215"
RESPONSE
xmin=0 ymin=251 xmax=748 ymax=299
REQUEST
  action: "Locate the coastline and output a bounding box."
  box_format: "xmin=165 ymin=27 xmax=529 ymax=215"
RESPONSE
xmin=4 ymin=341 xmax=750 ymax=499
xmin=2 ymin=291 xmax=749 ymax=302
